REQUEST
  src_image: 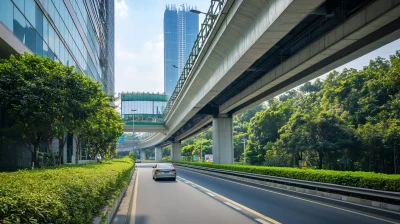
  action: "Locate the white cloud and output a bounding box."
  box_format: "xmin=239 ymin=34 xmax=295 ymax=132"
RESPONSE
xmin=115 ymin=33 xmax=164 ymax=93
xmin=115 ymin=0 xmax=129 ymax=18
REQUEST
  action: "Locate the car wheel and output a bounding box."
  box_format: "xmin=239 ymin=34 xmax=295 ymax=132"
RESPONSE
xmin=172 ymin=178 xmax=176 ymax=181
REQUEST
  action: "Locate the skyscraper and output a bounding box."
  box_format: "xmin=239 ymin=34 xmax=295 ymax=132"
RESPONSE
xmin=164 ymin=4 xmax=199 ymax=98
xmin=0 ymin=0 xmax=115 ymax=95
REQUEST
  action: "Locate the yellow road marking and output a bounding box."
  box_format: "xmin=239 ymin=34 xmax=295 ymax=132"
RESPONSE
xmin=178 ymin=176 xmax=281 ymax=224
xmin=179 ymin=169 xmax=399 ymax=224
xmin=129 ymin=168 xmax=139 ymax=224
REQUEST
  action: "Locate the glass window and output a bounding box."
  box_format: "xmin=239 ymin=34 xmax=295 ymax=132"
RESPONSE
xmin=0 ymin=0 xmax=13 ymax=32
xmin=48 ymin=1 xmax=55 ymax=20
xmin=25 ymin=23 xmax=36 ymax=52
xmin=48 ymin=26 xmax=55 ymax=51
xmin=54 ymin=35 xmax=60 ymax=58
xmin=35 ymin=33 xmax=43 ymax=56
xmin=54 ymin=13 xmax=60 ymax=29
xmin=25 ymin=0 xmax=35 ymax=27
xmin=43 ymin=40 xmax=48 ymax=57
xmin=59 ymin=43 xmax=65 ymax=64
xmin=13 ymin=6 xmax=26 ymax=44
xmin=42 ymin=16 xmax=48 ymax=43
xmin=48 ymin=48 xmax=54 ymax=59
xmin=13 ymin=0 xmax=25 ymax=13
xmin=35 ymin=4 xmax=43 ymax=36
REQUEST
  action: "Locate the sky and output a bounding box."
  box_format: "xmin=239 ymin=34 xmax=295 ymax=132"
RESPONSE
xmin=114 ymin=0 xmax=400 ymax=95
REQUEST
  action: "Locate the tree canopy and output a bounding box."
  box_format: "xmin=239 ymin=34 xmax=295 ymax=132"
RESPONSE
xmin=0 ymin=53 xmax=123 ymax=167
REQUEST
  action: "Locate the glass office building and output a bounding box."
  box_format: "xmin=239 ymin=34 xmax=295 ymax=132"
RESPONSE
xmin=121 ymin=92 xmax=168 ymax=123
xmin=164 ymin=4 xmax=199 ymax=98
xmin=0 ymin=0 xmax=115 ymax=94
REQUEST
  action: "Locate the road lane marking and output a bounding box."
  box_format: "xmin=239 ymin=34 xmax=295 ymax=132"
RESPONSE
xmin=129 ymin=168 xmax=139 ymax=224
xmin=178 ymin=176 xmax=280 ymax=224
xmin=206 ymin=192 xmax=216 ymax=197
xmin=178 ymin=168 xmax=399 ymax=224
xmin=224 ymin=202 xmax=242 ymax=210
xmin=255 ymin=218 xmax=271 ymax=224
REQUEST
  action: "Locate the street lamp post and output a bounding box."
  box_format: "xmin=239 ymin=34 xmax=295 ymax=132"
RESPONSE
xmin=131 ymin=109 xmax=137 ymax=151
xmin=242 ymin=137 xmax=247 ymax=164
xmin=200 ymin=137 xmax=203 ymax=162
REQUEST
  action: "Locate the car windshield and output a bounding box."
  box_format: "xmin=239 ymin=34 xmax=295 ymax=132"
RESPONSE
xmin=158 ymin=164 xmax=174 ymax=169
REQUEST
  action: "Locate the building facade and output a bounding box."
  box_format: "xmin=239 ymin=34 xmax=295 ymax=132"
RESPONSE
xmin=0 ymin=0 xmax=114 ymax=94
xmin=164 ymin=4 xmax=199 ymax=98
xmin=0 ymin=0 xmax=114 ymax=170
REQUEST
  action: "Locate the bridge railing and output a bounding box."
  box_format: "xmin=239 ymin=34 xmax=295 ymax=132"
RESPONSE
xmin=164 ymin=0 xmax=226 ymax=116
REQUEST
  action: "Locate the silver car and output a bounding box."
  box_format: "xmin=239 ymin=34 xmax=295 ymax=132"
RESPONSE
xmin=152 ymin=163 xmax=177 ymax=181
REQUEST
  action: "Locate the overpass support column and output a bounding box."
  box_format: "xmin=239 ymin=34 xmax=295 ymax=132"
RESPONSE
xmin=140 ymin=149 xmax=146 ymax=161
xmin=212 ymin=115 xmax=233 ymax=164
xmin=171 ymin=142 xmax=182 ymax=161
xmin=155 ymin=147 xmax=162 ymax=161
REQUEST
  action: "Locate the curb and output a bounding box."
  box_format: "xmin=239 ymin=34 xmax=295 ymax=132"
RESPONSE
xmin=92 ymin=166 xmax=137 ymax=224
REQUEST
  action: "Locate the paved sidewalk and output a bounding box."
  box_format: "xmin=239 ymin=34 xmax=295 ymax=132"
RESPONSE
xmin=112 ymin=168 xmax=138 ymax=224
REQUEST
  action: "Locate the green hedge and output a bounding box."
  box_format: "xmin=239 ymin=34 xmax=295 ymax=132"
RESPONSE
xmin=173 ymin=161 xmax=400 ymax=191
xmin=0 ymin=158 xmax=134 ymax=224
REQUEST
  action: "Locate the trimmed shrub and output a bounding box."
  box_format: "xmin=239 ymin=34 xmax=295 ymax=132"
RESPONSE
xmin=173 ymin=161 xmax=400 ymax=191
xmin=0 ymin=158 xmax=134 ymax=223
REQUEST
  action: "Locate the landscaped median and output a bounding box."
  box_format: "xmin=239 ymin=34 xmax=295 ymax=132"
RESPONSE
xmin=172 ymin=161 xmax=400 ymax=192
xmin=0 ymin=158 xmax=134 ymax=224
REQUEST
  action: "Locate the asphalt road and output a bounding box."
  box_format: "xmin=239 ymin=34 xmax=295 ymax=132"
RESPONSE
xmin=134 ymin=163 xmax=257 ymax=224
xmin=176 ymin=166 xmax=400 ymax=224
xmin=132 ymin=163 xmax=399 ymax=224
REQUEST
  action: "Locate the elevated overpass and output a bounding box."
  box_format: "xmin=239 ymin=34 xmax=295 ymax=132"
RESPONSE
xmin=131 ymin=0 xmax=400 ymax=163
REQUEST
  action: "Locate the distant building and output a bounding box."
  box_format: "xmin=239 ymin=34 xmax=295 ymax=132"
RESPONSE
xmin=164 ymin=4 xmax=199 ymax=98
xmin=120 ymin=92 xmax=168 ymax=123
xmin=0 ymin=0 xmax=115 ymax=170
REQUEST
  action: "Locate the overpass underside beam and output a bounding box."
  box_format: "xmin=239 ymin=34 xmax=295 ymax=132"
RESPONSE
xmin=171 ymin=142 xmax=182 ymax=161
xmin=212 ymin=116 xmax=233 ymax=164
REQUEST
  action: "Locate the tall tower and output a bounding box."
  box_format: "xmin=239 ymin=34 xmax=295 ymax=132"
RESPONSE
xmin=164 ymin=4 xmax=199 ymax=98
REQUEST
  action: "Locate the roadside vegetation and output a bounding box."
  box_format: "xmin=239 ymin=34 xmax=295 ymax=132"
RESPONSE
xmin=0 ymin=53 xmax=123 ymax=167
xmin=0 ymin=158 xmax=134 ymax=223
xmin=180 ymin=51 xmax=400 ymax=174
xmin=173 ymin=161 xmax=400 ymax=191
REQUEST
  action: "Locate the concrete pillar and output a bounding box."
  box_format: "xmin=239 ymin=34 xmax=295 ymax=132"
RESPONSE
xmin=212 ymin=116 xmax=233 ymax=164
xmin=155 ymin=147 xmax=162 ymax=161
xmin=140 ymin=149 xmax=146 ymax=161
xmin=72 ymin=134 xmax=77 ymax=164
xmin=171 ymin=142 xmax=182 ymax=161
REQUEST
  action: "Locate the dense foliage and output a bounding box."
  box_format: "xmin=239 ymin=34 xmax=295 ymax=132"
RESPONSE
xmin=0 ymin=158 xmax=134 ymax=223
xmin=173 ymin=161 xmax=400 ymax=191
xmin=180 ymin=51 xmax=400 ymax=174
xmin=0 ymin=53 xmax=123 ymax=167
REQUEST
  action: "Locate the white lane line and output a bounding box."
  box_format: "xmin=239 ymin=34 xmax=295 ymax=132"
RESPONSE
xmin=224 ymin=202 xmax=242 ymax=210
xmin=255 ymin=218 xmax=271 ymax=224
xmin=206 ymin=192 xmax=216 ymax=197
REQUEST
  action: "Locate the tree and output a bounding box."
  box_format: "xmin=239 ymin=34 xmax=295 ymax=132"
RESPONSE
xmin=0 ymin=54 xmax=68 ymax=167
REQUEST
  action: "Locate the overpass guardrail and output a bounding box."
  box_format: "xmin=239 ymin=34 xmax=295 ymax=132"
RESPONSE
xmin=173 ymin=163 xmax=400 ymax=207
xmin=164 ymin=0 xmax=226 ymax=116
